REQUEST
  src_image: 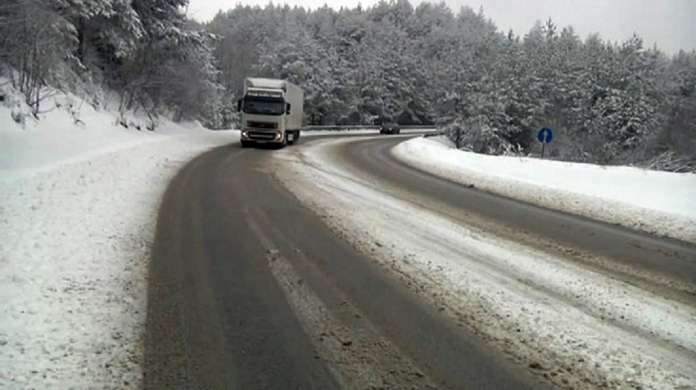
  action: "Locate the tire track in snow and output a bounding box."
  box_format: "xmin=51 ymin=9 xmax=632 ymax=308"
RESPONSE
xmin=273 ymin=136 xmax=696 ymax=390
xmin=245 ymin=207 xmax=438 ymax=390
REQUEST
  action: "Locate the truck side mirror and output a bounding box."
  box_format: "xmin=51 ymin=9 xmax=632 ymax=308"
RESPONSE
xmin=286 ymin=103 xmax=291 ymax=114
xmin=237 ymin=99 xmax=242 ymax=112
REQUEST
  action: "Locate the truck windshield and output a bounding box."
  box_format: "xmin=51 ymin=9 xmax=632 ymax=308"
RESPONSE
xmin=243 ymin=97 xmax=285 ymax=115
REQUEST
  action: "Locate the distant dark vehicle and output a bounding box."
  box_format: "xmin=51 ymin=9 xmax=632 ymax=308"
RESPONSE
xmin=380 ymin=122 xmax=400 ymax=135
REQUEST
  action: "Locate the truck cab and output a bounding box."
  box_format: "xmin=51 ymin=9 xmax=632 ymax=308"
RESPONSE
xmin=238 ymin=78 xmax=303 ymax=148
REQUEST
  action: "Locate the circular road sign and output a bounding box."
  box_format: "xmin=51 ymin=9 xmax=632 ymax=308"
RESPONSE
xmin=537 ymin=127 xmax=553 ymax=144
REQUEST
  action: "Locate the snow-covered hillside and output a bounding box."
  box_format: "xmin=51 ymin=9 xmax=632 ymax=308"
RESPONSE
xmin=0 ymin=94 xmax=238 ymax=387
xmin=393 ymin=137 xmax=696 ymax=243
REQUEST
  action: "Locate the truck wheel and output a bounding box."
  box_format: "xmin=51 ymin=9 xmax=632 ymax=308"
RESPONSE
xmin=241 ymin=140 xmax=252 ymax=148
xmin=288 ymin=130 xmax=300 ymax=145
xmin=279 ymin=133 xmax=288 ymax=148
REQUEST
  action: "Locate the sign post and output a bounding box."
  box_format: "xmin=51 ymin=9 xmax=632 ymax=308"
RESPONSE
xmin=537 ymin=127 xmax=553 ymax=159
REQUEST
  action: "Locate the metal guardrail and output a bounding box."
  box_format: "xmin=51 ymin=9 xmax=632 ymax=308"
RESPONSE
xmin=402 ymin=125 xmax=438 ymax=129
xmin=303 ymin=125 xmax=377 ymax=131
xmin=303 ymin=125 xmax=437 ymax=131
xmin=423 ymin=131 xmax=446 ymax=138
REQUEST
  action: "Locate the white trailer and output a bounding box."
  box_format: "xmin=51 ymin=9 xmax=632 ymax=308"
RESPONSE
xmin=238 ymin=78 xmax=304 ymax=147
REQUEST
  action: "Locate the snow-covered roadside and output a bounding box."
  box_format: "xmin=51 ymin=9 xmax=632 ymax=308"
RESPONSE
xmin=393 ymin=137 xmax=696 ymax=244
xmin=273 ymin=136 xmax=696 ymax=390
xmin=0 ymin=88 xmax=221 ymax=177
xmin=0 ymin=102 xmax=238 ymax=387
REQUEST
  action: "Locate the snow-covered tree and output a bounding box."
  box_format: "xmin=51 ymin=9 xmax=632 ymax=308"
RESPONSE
xmin=0 ymin=0 xmax=76 ymax=114
xmin=5 ymin=0 xmax=689 ymax=166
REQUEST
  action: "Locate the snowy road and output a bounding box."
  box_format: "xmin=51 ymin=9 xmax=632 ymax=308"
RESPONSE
xmin=145 ymin=134 xmax=696 ymax=389
xmin=340 ymin=137 xmax=696 ymax=298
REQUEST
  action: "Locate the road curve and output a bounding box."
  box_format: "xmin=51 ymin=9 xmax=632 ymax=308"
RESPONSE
xmin=143 ymin=139 xmax=547 ymax=389
xmin=337 ymin=136 xmax=696 ymax=299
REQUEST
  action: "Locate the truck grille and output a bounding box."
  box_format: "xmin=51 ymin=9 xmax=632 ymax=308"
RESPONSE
xmin=248 ymin=121 xmax=277 ymax=129
xmin=247 ymin=131 xmax=277 ymax=141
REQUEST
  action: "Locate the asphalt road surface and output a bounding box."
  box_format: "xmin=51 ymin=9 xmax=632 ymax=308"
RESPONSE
xmin=144 ymin=134 xmax=696 ymax=389
xmin=337 ymin=137 xmax=696 ymax=300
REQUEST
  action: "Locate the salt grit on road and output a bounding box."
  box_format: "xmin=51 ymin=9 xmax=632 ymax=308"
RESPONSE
xmin=393 ymin=136 xmax=696 ymax=244
xmin=0 ymin=99 xmax=238 ymax=387
xmin=274 ymin=136 xmax=696 ymax=390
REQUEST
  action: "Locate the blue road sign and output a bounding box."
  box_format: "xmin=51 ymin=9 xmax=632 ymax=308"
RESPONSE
xmin=538 ymin=127 xmax=553 ymax=144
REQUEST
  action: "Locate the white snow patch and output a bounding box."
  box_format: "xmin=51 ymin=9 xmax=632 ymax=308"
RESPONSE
xmin=0 ymin=86 xmax=226 ymax=178
xmin=393 ymin=137 xmax=696 ymax=243
xmin=274 ymin=136 xmax=696 ymax=390
xmin=0 ymin=90 xmax=238 ymax=387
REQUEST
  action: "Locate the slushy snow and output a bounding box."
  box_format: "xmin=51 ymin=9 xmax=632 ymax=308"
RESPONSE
xmin=275 ymin=136 xmax=696 ymax=390
xmin=0 ymin=91 xmax=238 ymax=387
xmin=393 ymin=136 xmax=696 ymax=243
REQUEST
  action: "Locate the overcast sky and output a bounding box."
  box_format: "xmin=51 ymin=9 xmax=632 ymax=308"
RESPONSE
xmin=187 ymin=0 xmax=696 ymax=54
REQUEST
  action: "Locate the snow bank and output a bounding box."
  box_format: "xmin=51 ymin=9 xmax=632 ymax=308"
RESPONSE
xmin=0 ymin=86 xmax=217 ymax=177
xmin=393 ymin=137 xmax=696 ymax=243
xmin=0 ymin=93 xmax=238 ymax=387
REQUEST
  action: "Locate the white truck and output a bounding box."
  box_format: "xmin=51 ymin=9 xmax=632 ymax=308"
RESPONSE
xmin=238 ymin=78 xmax=304 ymax=148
